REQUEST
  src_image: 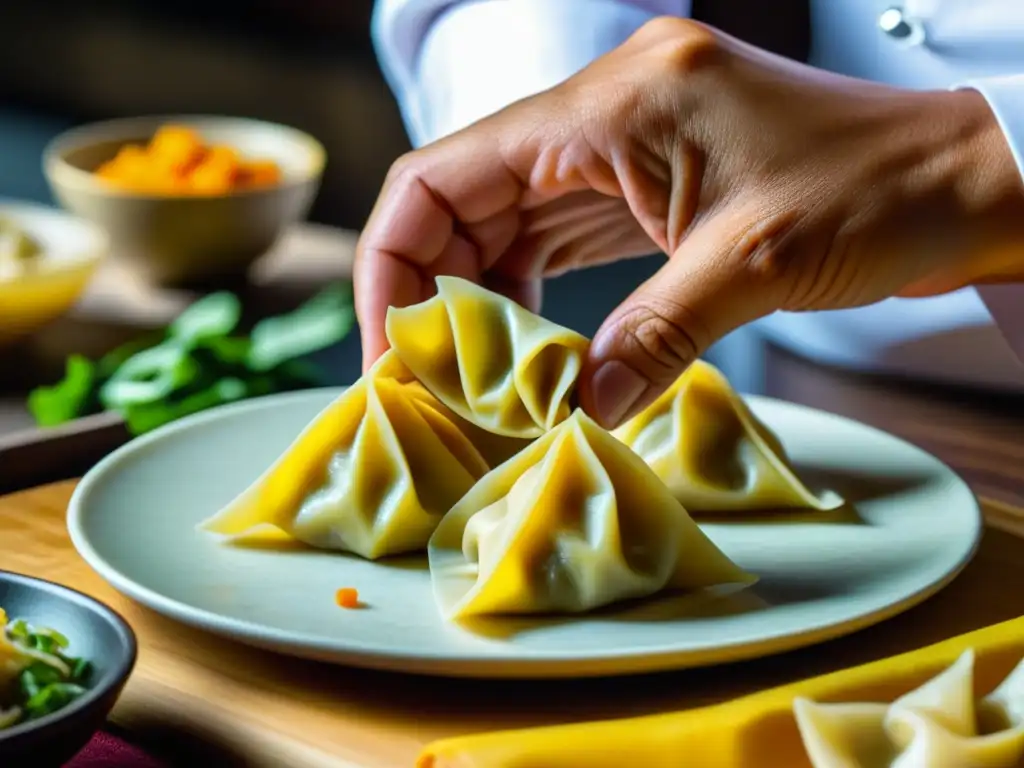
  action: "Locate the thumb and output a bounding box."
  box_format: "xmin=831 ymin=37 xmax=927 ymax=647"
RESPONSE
xmin=579 ymin=216 xmax=787 ymax=428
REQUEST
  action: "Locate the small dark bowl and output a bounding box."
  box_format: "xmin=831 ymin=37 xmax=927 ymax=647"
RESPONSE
xmin=0 ymin=571 xmax=137 ymax=767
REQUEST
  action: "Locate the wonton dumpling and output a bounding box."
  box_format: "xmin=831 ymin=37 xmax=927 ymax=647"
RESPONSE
xmin=793 ymin=650 xmax=1024 ymax=768
xmin=385 ymin=276 xmax=590 ymax=439
xmin=427 ymin=409 xmax=755 ymax=620
xmin=612 ymin=359 xmax=841 ymax=513
xmin=199 ymin=351 xmax=490 ymax=559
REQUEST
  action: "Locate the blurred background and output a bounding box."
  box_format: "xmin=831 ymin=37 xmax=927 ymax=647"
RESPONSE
xmin=0 ymin=0 xmax=410 ymax=228
xmin=0 ymin=0 xmax=806 ymax=226
xmin=0 ymin=0 xmax=810 ymax=488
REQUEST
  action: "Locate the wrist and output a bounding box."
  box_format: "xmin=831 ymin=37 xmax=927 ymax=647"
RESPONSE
xmin=927 ymin=88 xmax=1024 ymax=284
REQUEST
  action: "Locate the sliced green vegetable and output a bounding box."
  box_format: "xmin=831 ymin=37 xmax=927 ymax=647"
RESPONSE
xmin=26 ymin=281 xmax=355 ymax=435
xmin=99 ymin=342 xmax=200 ymax=409
xmin=68 ymin=657 xmax=91 ymax=682
xmin=26 ymin=355 xmax=97 ymax=427
xmin=96 ymin=331 xmax=165 ymax=380
xmin=168 ymin=291 xmax=242 ymax=342
xmin=24 ymin=682 xmax=86 ymax=720
xmin=248 ymin=283 xmax=354 ymax=372
xmin=2 ymin=615 xmax=93 ymax=730
xmin=122 ymin=377 xmax=249 ymax=434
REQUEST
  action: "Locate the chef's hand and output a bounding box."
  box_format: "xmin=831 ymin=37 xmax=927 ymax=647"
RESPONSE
xmin=355 ymin=17 xmax=1024 ymax=428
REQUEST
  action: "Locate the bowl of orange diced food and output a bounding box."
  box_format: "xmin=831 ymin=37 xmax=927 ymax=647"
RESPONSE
xmin=43 ymin=116 xmax=325 ymax=286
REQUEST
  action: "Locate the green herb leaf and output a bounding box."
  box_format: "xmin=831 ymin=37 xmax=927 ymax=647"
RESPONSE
xmin=26 ymin=355 xmax=97 ymax=427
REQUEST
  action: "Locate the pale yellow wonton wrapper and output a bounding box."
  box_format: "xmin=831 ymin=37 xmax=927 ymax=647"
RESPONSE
xmin=385 ymin=276 xmax=590 ymax=440
xmin=198 ymin=351 xmax=490 ymax=559
xmin=428 ymin=409 xmax=756 ymax=620
xmin=613 ymin=359 xmax=843 ymax=513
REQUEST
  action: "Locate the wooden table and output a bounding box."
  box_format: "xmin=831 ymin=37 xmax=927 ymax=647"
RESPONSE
xmin=3 ymin=353 xmax=1024 ymax=767
xmin=2 ymin=482 xmax=1023 ymax=766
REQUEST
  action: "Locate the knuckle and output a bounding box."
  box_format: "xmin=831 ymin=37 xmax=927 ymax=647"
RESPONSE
xmin=733 ymin=212 xmax=804 ymax=287
xmin=642 ymin=19 xmax=724 ymax=77
xmin=385 ymin=151 xmax=422 ymax=186
xmin=613 ymin=303 xmax=704 ymax=383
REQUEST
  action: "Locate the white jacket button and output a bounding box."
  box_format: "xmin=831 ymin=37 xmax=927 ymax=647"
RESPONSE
xmin=879 ymin=6 xmax=925 ymax=45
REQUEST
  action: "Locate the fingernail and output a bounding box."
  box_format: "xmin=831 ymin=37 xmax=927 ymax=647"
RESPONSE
xmin=591 ymin=361 xmax=649 ymax=429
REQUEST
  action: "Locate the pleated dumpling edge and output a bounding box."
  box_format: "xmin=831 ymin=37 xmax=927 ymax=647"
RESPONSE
xmin=385 ymin=276 xmax=590 ymax=439
xmin=793 ymin=649 xmax=1024 ymax=768
xmin=427 ymin=408 xmax=756 ymax=621
xmin=198 ymin=350 xmax=490 ymax=560
xmin=613 ymin=359 xmax=843 ymax=513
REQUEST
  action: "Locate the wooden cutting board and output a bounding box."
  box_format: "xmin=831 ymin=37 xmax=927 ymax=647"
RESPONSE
xmin=2 ymin=482 xmax=1024 ymax=768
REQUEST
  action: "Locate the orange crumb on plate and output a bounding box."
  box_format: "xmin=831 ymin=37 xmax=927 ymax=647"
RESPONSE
xmin=335 ymin=587 xmax=361 ymax=609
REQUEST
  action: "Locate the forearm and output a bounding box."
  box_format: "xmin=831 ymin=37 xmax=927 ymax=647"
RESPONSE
xmin=372 ymin=0 xmax=691 ymax=147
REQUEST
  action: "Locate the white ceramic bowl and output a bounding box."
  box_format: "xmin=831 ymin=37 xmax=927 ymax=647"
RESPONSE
xmin=44 ymin=115 xmax=325 ymax=287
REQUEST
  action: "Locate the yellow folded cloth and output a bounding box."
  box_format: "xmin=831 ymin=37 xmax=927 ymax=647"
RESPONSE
xmin=418 ymin=615 xmax=1024 ymax=768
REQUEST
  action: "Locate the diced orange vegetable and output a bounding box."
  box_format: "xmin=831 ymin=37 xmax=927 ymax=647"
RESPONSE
xmin=335 ymin=587 xmax=361 ymax=609
xmin=92 ymin=124 xmax=281 ymax=196
xmin=149 ymin=126 xmax=202 ymax=159
xmin=189 ymin=158 xmax=237 ymax=195
xmin=204 ymin=145 xmax=241 ymax=167
xmin=239 ymin=160 xmax=282 ymax=188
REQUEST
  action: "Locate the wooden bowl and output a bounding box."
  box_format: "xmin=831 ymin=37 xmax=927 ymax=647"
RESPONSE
xmin=0 ymin=199 xmax=106 ymax=347
xmin=0 ymin=571 xmax=137 ymax=767
xmin=43 ymin=115 xmax=325 ymax=288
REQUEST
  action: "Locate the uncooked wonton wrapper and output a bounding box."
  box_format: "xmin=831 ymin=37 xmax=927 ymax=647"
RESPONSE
xmin=794 ymin=649 xmax=1024 ymax=768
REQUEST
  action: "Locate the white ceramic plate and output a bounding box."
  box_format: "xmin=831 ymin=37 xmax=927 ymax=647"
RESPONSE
xmin=67 ymin=388 xmax=981 ymax=678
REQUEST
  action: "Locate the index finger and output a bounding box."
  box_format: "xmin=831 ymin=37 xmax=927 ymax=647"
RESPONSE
xmin=354 ymin=128 xmax=528 ymax=372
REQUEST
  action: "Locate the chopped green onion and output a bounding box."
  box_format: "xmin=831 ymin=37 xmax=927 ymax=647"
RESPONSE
xmin=8 ymin=620 xmax=30 ymax=642
xmin=2 ymin=614 xmax=93 ymax=730
xmin=24 ymin=683 xmax=86 ymax=720
xmin=68 ymin=658 xmax=91 ymax=682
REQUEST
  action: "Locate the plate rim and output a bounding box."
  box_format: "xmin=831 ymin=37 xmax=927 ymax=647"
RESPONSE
xmin=66 ymin=388 xmax=983 ymax=678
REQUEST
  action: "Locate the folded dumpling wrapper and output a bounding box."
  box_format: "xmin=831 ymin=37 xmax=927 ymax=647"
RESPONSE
xmin=794 ymin=649 xmax=1024 ymax=767
xmin=612 ymin=359 xmax=842 ymax=513
xmin=427 ymin=408 xmax=755 ymax=620
xmin=417 ymin=615 xmax=1024 ymax=768
xmin=198 ymin=351 xmax=490 ymax=559
xmin=385 ymin=276 xmax=590 ymax=440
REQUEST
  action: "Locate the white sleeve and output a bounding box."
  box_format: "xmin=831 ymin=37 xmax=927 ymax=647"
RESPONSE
xmin=959 ymin=75 xmax=1024 ymax=363
xmin=371 ymin=0 xmax=691 ymax=147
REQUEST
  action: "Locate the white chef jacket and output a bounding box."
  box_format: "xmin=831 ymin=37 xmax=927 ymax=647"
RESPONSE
xmin=371 ymin=0 xmax=1024 ymax=391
